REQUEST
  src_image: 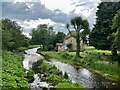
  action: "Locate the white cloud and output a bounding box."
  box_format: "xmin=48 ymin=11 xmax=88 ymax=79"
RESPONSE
xmin=16 ymin=18 xmax=67 ymax=37
xmin=40 ymin=0 xmax=74 ymax=14
xmin=40 ymin=0 xmax=100 ymax=27
xmin=17 ymin=18 xmax=56 ymax=29
xmin=2 ymin=0 xmax=101 ymax=37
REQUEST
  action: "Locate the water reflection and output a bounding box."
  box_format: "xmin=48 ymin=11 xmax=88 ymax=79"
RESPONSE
xmin=23 ymin=48 xmax=49 ymax=89
xmin=23 ymin=48 xmax=119 ymax=89
xmin=23 ymin=48 xmax=43 ymax=70
xmin=49 ymin=60 xmax=118 ymax=88
xmin=80 ymin=69 xmax=92 ymax=78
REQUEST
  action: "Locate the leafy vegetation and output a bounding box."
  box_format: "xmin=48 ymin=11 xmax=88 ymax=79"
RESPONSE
xmin=48 ymin=74 xmax=62 ymax=86
xmin=30 ymin=24 xmax=66 ymax=51
xmin=89 ymin=2 xmax=120 ymax=50
xmin=41 ymin=51 xmax=74 ymax=63
xmin=56 ymin=82 xmax=84 ymax=89
xmin=2 ymin=51 xmax=29 ymax=90
xmin=32 ymin=59 xmax=84 ymax=88
xmin=79 ymin=53 xmax=120 ymax=80
xmin=66 ymin=16 xmax=90 ymax=57
xmin=64 ymin=72 xmax=69 ymax=79
xmin=40 ymin=46 xmax=120 ymax=80
xmin=17 ymin=45 xmax=40 ymax=52
xmin=110 ymin=10 xmax=120 ymax=57
xmin=25 ymin=69 xmax=34 ymax=83
xmin=2 ymin=2 xmax=120 ymax=89
xmin=2 ymin=19 xmax=29 ymax=51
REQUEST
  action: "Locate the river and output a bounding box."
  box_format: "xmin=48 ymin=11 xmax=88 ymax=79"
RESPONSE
xmin=23 ymin=48 xmax=119 ymax=89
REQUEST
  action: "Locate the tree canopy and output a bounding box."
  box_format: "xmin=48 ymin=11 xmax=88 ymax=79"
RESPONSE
xmin=66 ymin=16 xmax=89 ymax=57
xmin=30 ymin=24 xmax=66 ymax=51
xmin=2 ymin=18 xmax=29 ymax=51
xmin=112 ymin=10 xmax=120 ymax=51
xmin=89 ymin=2 xmax=120 ymax=50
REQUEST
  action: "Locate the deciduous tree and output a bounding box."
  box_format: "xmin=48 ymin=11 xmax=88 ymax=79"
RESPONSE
xmin=66 ymin=16 xmax=89 ymax=58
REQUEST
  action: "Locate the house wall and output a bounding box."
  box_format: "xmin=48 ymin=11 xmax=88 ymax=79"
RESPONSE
xmin=57 ymin=44 xmax=64 ymax=52
xmin=63 ymin=37 xmax=76 ymax=51
xmin=57 ymin=36 xmax=85 ymax=52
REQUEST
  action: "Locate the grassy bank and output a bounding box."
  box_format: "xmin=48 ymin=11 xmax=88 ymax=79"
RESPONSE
xmin=78 ymin=53 xmax=120 ymax=80
xmin=32 ymin=59 xmax=84 ymax=89
xmin=38 ymin=46 xmax=120 ymax=81
xmin=17 ymin=45 xmax=40 ymax=52
xmin=2 ymin=51 xmax=29 ymax=90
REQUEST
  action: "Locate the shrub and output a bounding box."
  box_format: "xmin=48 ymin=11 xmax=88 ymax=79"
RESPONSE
xmin=60 ymin=52 xmax=73 ymax=59
xmin=17 ymin=47 xmax=27 ymax=52
xmin=25 ymin=69 xmax=34 ymax=83
xmin=62 ymin=79 xmax=70 ymax=83
xmin=37 ymin=59 xmax=43 ymax=66
xmin=64 ymin=72 xmax=68 ymax=79
xmin=48 ymin=65 xmax=62 ymax=75
xmin=40 ymin=62 xmax=49 ymax=72
xmin=48 ymin=74 xmax=62 ymax=86
xmin=48 ymin=65 xmax=57 ymax=70
xmin=56 ymin=82 xmax=84 ymax=88
xmin=41 ymin=77 xmax=47 ymax=81
xmin=2 ymin=51 xmax=29 ymax=89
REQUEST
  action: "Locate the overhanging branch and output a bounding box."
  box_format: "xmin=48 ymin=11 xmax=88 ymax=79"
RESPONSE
xmin=67 ymin=28 xmax=76 ymax=38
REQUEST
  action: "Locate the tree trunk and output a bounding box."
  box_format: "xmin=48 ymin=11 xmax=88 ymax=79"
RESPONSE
xmin=112 ymin=45 xmax=118 ymax=56
xmin=76 ymin=30 xmax=80 ymax=58
xmin=43 ymin=44 xmax=45 ymax=50
xmin=112 ymin=49 xmax=118 ymax=56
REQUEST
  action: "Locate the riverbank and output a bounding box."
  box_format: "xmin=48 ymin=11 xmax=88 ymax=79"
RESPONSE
xmin=22 ymin=48 xmax=84 ymax=89
xmin=17 ymin=45 xmax=40 ymax=52
xmin=2 ymin=50 xmax=29 ymax=90
xmin=38 ymin=49 xmax=120 ymax=82
xmin=32 ymin=59 xmax=84 ymax=89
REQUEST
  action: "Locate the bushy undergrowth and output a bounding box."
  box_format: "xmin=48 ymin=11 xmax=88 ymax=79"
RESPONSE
xmin=17 ymin=45 xmax=40 ymax=52
xmin=2 ymin=51 xmax=29 ymax=90
xmin=48 ymin=74 xmax=62 ymax=86
xmin=59 ymin=52 xmax=73 ymax=59
xmin=78 ymin=53 xmax=120 ymax=80
xmin=56 ymin=82 xmax=84 ymax=89
xmin=41 ymin=47 xmax=120 ymax=80
xmin=32 ymin=59 xmax=84 ymax=88
xmin=25 ymin=69 xmax=34 ymax=83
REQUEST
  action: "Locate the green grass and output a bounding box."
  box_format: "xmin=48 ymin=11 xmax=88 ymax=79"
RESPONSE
xmin=83 ymin=46 xmax=95 ymax=50
xmin=17 ymin=45 xmax=40 ymax=52
xmin=41 ymin=46 xmax=120 ymax=80
xmin=67 ymin=52 xmax=84 ymax=56
xmin=93 ymin=62 xmax=120 ymax=79
xmin=32 ymin=59 xmax=84 ymax=88
xmin=28 ymin=45 xmax=40 ymax=49
xmin=2 ymin=51 xmax=29 ymax=90
xmin=78 ymin=53 xmax=120 ymax=80
xmin=42 ymin=51 xmax=74 ymax=63
xmin=84 ymin=46 xmax=120 ymax=55
xmin=93 ymin=50 xmax=112 ymax=55
xmin=56 ymin=82 xmax=84 ymax=89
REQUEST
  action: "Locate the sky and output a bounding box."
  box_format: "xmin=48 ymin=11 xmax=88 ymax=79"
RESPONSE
xmin=1 ymin=0 xmax=102 ymax=37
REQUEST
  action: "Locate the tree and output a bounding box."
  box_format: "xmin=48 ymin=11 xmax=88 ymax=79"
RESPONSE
xmin=47 ymin=26 xmax=56 ymax=50
xmin=114 ymin=28 xmax=120 ymax=50
xmin=66 ymin=16 xmax=89 ymax=58
xmin=111 ymin=10 xmax=120 ymax=55
xmin=55 ymin=32 xmax=66 ymax=43
xmin=30 ymin=24 xmax=56 ymax=50
xmin=89 ymin=2 xmax=120 ymax=50
xmin=30 ymin=24 xmax=48 ymax=50
xmin=2 ymin=18 xmax=29 ymax=51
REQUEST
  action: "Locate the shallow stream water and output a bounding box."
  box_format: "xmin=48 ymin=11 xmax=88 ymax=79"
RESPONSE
xmin=23 ymin=48 xmax=119 ymax=89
